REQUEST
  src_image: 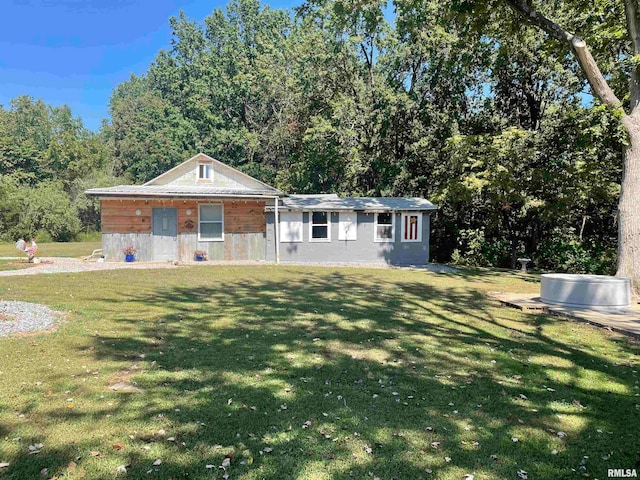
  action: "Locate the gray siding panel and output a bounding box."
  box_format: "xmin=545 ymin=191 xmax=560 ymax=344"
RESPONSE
xmin=103 ymin=233 xmax=153 ymax=262
xmin=102 ymin=232 xmax=265 ymax=262
xmin=265 ymin=211 xmax=431 ymax=265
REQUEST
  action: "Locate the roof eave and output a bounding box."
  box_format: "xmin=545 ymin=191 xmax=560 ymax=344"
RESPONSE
xmin=85 ymin=191 xmax=282 ymax=199
xmin=266 ymin=206 xmax=438 ymax=212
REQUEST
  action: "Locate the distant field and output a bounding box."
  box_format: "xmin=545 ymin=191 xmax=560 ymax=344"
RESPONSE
xmin=0 ymin=241 xmax=102 ymax=258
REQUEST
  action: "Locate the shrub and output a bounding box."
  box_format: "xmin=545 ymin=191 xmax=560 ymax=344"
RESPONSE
xmin=451 ymin=229 xmax=512 ymax=267
xmin=536 ymin=229 xmax=616 ymax=274
xmin=15 ymin=182 xmax=81 ymax=242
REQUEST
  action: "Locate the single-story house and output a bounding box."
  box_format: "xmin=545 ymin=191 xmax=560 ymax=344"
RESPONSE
xmin=85 ymin=153 xmax=437 ymax=265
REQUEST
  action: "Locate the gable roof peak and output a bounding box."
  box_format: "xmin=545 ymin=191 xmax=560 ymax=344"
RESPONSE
xmin=142 ymin=153 xmax=283 ymax=195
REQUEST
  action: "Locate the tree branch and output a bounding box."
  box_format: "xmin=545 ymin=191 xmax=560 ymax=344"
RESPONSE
xmin=503 ymin=0 xmax=622 ymax=108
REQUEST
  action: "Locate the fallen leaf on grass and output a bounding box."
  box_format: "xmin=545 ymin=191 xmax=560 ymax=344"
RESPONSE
xmin=90 ymin=451 xmax=100 ymax=457
xmin=153 ymin=459 xmax=162 ymax=466
xmin=112 ymin=444 xmax=123 ymax=451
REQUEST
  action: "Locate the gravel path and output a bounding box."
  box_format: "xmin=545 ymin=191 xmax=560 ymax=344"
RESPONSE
xmin=0 ymin=301 xmax=60 ymax=337
xmin=0 ymin=257 xmax=459 ymax=276
xmin=0 ymin=257 xmax=181 ymax=276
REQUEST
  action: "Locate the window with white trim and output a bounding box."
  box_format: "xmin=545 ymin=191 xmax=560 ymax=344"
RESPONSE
xmin=401 ymin=212 xmax=422 ymax=242
xmin=374 ymin=212 xmax=395 ymax=242
xmin=310 ymin=211 xmax=331 ymax=242
xmin=280 ymin=211 xmax=303 ymax=242
xmin=198 ymin=164 xmax=212 ymax=180
xmin=199 ymin=204 xmax=223 ymax=241
xmin=338 ymin=212 xmax=357 ymax=241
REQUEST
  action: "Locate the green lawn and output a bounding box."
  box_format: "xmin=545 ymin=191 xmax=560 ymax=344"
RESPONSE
xmin=0 ymin=241 xmax=102 ymax=259
xmin=0 ymin=266 xmax=637 ymax=479
xmin=0 ymin=260 xmax=37 ymax=272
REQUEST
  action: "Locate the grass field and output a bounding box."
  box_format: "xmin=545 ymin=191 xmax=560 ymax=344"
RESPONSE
xmin=0 ymin=260 xmax=37 ymax=272
xmin=0 ymin=266 xmax=637 ymax=479
xmin=0 ymin=241 xmax=102 ymax=259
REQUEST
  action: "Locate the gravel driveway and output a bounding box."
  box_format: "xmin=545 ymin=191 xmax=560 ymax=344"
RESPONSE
xmin=0 ymin=257 xmax=182 ymax=276
xmin=0 ymin=258 xmax=458 ymax=276
xmin=0 ymin=301 xmax=60 ymax=337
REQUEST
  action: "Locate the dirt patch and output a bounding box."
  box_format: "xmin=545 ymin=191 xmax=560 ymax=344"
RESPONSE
xmin=109 ymin=382 xmax=145 ymax=393
xmin=107 ymin=367 xmax=145 ymax=393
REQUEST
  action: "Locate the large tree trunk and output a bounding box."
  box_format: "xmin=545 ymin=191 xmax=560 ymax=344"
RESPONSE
xmin=503 ymin=0 xmax=640 ymax=291
xmin=618 ymin=114 xmax=640 ymax=292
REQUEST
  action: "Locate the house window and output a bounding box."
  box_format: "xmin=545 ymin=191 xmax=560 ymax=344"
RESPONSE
xmin=374 ymin=212 xmax=395 ymax=242
xmin=338 ymin=212 xmax=357 ymax=241
xmin=401 ymin=213 xmax=422 ymax=242
xmin=199 ymin=204 xmax=223 ymax=241
xmin=310 ymin=211 xmax=331 ymax=242
xmin=280 ymin=211 xmax=303 ymax=242
xmin=198 ymin=164 xmax=212 ymax=180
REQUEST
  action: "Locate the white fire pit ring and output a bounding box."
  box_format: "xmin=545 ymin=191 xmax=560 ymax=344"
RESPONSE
xmin=540 ymin=274 xmax=632 ymax=310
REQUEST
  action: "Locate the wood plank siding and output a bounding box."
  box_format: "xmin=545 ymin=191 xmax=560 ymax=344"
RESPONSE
xmin=101 ymin=199 xmax=266 ymax=234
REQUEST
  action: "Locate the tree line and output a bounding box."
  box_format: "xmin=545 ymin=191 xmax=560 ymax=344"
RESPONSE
xmin=0 ymin=0 xmax=629 ymax=275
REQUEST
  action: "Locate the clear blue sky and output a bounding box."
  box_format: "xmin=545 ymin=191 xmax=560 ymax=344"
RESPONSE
xmin=0 ymin=0 xmax=299 ymax=131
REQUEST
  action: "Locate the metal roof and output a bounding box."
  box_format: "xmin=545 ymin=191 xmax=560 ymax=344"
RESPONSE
xmin=279 ymin=194 xmax=437 ymax=211
xmin=85 ymin=185 xmax=280 ymax=197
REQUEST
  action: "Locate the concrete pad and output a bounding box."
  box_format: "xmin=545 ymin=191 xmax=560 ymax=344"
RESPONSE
xmin=489 ymin=292 xmax=640 ymax=339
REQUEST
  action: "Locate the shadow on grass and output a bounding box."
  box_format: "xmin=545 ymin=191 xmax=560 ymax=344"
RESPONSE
xmin=2 ymin=268 xmax=639 ymax=479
